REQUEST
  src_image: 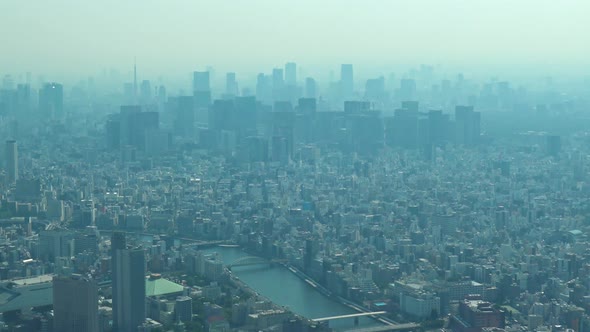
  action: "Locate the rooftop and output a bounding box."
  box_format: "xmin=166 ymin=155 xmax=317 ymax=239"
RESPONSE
xmin=145 ymin=274 xmax=184 ymax=297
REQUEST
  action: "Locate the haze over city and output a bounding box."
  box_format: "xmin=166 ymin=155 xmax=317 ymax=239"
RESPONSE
xmin=2 ymin=0 xmax=590 ymax=81
xmin=1 ymin=1 xmax=590 ymax=332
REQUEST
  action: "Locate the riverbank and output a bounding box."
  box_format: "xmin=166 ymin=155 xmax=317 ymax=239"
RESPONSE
xmin=284 ymin=262 xmax=396 ymax=326
xmin=204 ymin=246 xmax=380 ymax=329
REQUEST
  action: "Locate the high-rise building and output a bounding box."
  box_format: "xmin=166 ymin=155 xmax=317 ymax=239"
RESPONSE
xmin=39 ymin=229 xmax=73 ymax=262
xmin=387 ymin=107 xmax=418 ymax=149
xmin=455 ymin=105 xmax=481 ymax=146
xmin=256 ymin=74 xmax=272 ymax=104
xmin=272 ymin=68 xmax=284 ymax=88
xmin=53 ymin=274 xmax=99 ymax=332
xmin=193 ymin=71 xmax=210 ymax=92
xmin=285 ymin=62 xmax=296 ymax=86
xmin=112 ymin=232 xmax=146 ymax=332
xmin=39 ymin=82 xmax=63 ymax=118
xmin=193 ymin=71 xmax=212 ymax=121
xmin=139 ymin=80 xmax=151 ymax=103
xmin=118 ymin=106 xmax=159 ymax=151
xmin=175 ymin=296 xmax=193 ymax=322
xmin=341 ymin=64 xmax=354 ymax=98
xmin=304 ymin=77 xmax=317 ymax=98
xmin=225 ymin=72 xmax=238 ymax=96
xmin=173 ymin=96 xmax=195 ymax=138
xmin=365 ymin=76 xmax=385 ymax=101
xmin=5 ymin=140 xmax=17 ymax=184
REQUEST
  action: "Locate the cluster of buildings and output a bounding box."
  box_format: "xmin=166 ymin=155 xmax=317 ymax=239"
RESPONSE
xmin=0 ymin=64 xmax=588 ymax=332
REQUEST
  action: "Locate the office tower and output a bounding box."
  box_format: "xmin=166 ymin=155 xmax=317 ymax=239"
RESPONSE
xmin=16 ymin=84 xmax=31 ymax=110
xmin=175 ymin=296 xmax=193 ymax=322
xmin=157 ymin=85 xmax=166 ymax=103
xmin=139 ymin=80 xmax=151 ymax=103
xmin=427 ymin=110 xmax=449 ymax=146
xmin=193 ymin=71 xmax=211 ymax=117
xmin=225 ymin=72 xmax=238 ymax=96
xmin=106 ymin=115 xmax=121 ymax=150
xmin=256 ymin=74 xmax=272 ymax=104
xmin=112 ymin=232 xmax=146 ymax=332
xmin=341 ymin=64 xmax=354 ymax=98
xmin=118 ymin=106 xmax=159 ymax=151
xmin=455 ymin=105 xmax=481 ymax=146
xmin=53 ymin=275 xmax=99 ymax=332
xmin=271 ymin=136 xmax=289 ymax=164
xmin=234 ymin=96 xmax=257 ymax=133
xmin=193 ymin=71 xmax=210 ymax=92
xmin=39 ymin=82 xmax=63 ymax=118
xmin=272 ymin=68 xmax=284 ymax=88
xmin=388 ymin=107 xmax=418 ymax=149
xmin=173 ymin=96 xmax=195 ymax=138
xmin=39 ymin=229 xmax=74 ymax=262
xmin=239 ymin=136 xmax=268 ymax=163
xmin=209 ymin=99 xmax=235 ymax=132
xmin=272 ymin=68 xmax=285 ymax=101
xmin=5 ymin=140 xmax=18 ymax=184
xmin=304 ymin=77 xmax=317 ymax=98
xmin=285 ymin=62 xmax=296 ymax=86
xmin=365 ymin=76 xmax=385 ymax=101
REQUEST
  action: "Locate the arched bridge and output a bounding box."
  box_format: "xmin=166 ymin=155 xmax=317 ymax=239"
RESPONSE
xmin=227 ymin=256 xmax=287 ymax=269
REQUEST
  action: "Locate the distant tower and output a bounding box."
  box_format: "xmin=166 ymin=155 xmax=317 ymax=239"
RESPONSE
xmin=225 ymin=72 xmax=238 ymax=96
xmin=272 ymin=68 xmax=284 ymax=88
xmin=53 ymin=275 xmax=99 ymax=332
xmin=193 ymin=71 xmax=210 ymax=93
xmin=5 ymin=140 xmax=18 ymax=184
xmin=193 ymin=71 xmax=212 ymax=114
xmin=111 ymin=232 xmax=146 ymax=332
xmin=39 ymin=82 xmax=63 ymax=118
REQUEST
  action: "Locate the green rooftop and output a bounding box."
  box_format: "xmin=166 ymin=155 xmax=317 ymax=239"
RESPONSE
xmin=145 ymin=274 xmax=184 ymax=297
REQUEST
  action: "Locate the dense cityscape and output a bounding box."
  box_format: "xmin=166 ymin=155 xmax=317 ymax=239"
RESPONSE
xmin=0 ymin=60 xmax=589 ymax=332
xmin=2 ymin=0 xmax=590 ymax=331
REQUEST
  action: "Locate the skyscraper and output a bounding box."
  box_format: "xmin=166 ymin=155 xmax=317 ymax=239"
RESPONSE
xmin=341 ymin=64 xmax=354 ymax=98
xmin=304 ymin=77 xmax=317 ymax=98
xmin=225 ymin=72 xmax=238 ymax=96
xmin=39 ymin=82 xmax=63 ymax=118
xmin=272 ymin=68 xmax=284 ymax=88
xmin=112 ymin=232 xmax=146 ymax=332
xmin=193 ymin=71 xmax=210 ymax=93
xmin=193 ymin=71 xmax=212 ymax=119
xmin=455 ymin=105 xmax=481 ymax=146
xmin=5 ymin=140 xmax=17 ymax=184
xmin=118 ymin=106 xmax=159 ymax=151
xmin=53 ymin=274 xmax=99 ymax=332
xmin=285 ymin=62 xmax=296 ymax=86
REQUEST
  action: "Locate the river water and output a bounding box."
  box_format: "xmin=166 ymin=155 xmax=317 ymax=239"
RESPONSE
xmin=202 ymin=246 xmax=380 ymax=329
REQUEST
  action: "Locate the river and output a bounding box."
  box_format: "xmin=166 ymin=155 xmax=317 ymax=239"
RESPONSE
xmin=202 ymin=246 xmax=381 ymax=330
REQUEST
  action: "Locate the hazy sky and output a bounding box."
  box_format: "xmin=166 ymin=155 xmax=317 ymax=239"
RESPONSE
xmin=1 ymin=0 xmax=589 ymax=79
